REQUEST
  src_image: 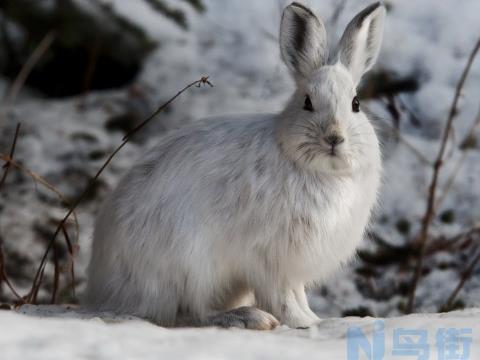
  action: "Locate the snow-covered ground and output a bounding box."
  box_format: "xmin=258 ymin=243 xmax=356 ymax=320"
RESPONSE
xmin=0 ymin=305 xmax=478 ymax=360
xmin=1 ymin=0 xmax=480 ymax=324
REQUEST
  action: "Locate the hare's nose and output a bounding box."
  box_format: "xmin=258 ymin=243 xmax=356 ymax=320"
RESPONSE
xmin=324 ymin=134 xmax=345 ymax=146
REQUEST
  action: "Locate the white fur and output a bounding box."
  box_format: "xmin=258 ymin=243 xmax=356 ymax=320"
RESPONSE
xmin=280 ymin=2 xmax=328 ymax=81
xmin=334 ymin=2 xmax=386 ymax=84
xmin=85 ymin=2 xmax=385 ymax=329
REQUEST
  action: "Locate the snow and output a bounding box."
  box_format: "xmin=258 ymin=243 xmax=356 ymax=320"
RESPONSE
xmin=1 ymin=2 xmax=480 ymax=356
xmin=1 ymin=0 xmax=480 ymax=326
xmin=0 ymin=305 xmax=478 ymax=360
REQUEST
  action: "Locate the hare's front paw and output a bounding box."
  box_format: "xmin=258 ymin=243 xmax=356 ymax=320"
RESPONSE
xmin=256 ymin=286 xmax=321 ymax=329
xmin=282 ymin=313 xmax=321 ymax=329
xmin=207 ymin=306 xmax=280 ymax=330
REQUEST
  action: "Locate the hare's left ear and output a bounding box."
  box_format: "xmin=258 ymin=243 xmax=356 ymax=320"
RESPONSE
xmin=280 ymin=3 xmax=328 ymax=82
xmin=335 ymin=2 xmax=386 ymax=85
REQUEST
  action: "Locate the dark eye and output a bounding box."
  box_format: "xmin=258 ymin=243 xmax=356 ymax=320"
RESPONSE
xmin=304 ymin=95 xmax=314 ymax=112
xmin=352 ymin=96 xmax=360 ymax=113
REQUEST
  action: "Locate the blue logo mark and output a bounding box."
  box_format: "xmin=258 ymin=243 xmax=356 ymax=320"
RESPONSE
xmin=346 ymin=320 xmax=473 ymax=360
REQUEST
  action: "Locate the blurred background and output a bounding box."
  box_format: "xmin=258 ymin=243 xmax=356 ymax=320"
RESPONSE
xmin=0 ymin=0 xmax=479 ymax=317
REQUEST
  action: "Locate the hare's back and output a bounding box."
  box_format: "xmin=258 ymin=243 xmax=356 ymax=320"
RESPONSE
xmin=104 ymin=113 xmax=282 ymax=249
xmin=142 ymin=113 xmax=277 ymax=177
xmin=114 ymin=113 xmax=279 ymax=213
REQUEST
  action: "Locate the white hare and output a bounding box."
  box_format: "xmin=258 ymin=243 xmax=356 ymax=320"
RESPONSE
xmin=85 ymin=2 xmax=385 ymax=329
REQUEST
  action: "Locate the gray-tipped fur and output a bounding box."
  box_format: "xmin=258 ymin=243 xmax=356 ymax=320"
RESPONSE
xmin=85 ymin=3 xmax=386 ymax=330
xmin=280 ymin=2 xmax=328 ymax=81
xmin=335 ymin=2 xmax=386 ymax=84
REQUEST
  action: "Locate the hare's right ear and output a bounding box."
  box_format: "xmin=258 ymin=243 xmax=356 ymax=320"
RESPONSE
xmin=280 ymin=2 xmax=327 ymax=82
xmin=335 ymin=2 xmax=386 ymax=85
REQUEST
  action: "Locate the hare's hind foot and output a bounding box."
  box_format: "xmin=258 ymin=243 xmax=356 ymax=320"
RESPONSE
xmin=206 ymin=306 xmax=279 ymax=330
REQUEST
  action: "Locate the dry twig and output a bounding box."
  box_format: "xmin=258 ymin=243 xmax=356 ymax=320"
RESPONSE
xmin=50 ymin=243 xmax=60 ymax=304
xmin=406 ymin=38 xmax=480 ymax=313
xmin=426 ymin=227 xmax=480 ymax=254
xmin=0 ymin=124 xmax=80 ymax=302
xmin=2 ymin=32 xmax=56 ymax=108
xmin=0 ymin=154 xmax=80 ymax=245
xmin=0 ymin=123 xmax=21 ymax=189
xmin=365 ymin=105 xmax=432 ymax=166
xmin=435 ymin=106 xmax=480 ymax=209
xmin=26 ymin=76 xmax=213 ymax=303
xmin=441 ymin=249 xmax=480 ymax=312
xmin=61 ymin=225 xmax=77 ymax=300
xmin=0 ymin=124 xmax=24 ymax=301
xmin=0 ymin=244 xmax=24 ymax=302
xmin=123 ymin=77 xmax=213 ymax=141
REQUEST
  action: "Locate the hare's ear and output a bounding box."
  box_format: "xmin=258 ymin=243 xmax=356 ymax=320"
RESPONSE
xmin=280 ymin=2 xmax=327 ymax=81
xmin=335 ymin=2 xmax=386 ymax=85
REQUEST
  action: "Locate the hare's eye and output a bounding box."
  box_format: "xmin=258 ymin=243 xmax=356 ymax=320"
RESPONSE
xmin=304 ymin=95 xmax=314 ymax=112
xmin=352 ymin=96 xmax=360 ymax=113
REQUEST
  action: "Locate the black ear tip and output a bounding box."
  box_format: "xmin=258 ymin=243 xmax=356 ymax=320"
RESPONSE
xmin=287 ymin=2 xmax=316 ymax=17
xmin=356 ymin=2 xmax=385 ymax=25
xmin=368 ymin=2 xmax=385 ymax=13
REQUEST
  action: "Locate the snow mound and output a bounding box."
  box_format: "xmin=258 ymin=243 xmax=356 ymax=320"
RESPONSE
xmin=0 ymin=306 xmax=479 ymax=359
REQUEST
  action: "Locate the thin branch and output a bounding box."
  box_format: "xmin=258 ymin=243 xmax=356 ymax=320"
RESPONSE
xmin=388 ymin=126 xmax=432 ymax=166
xmin=2 ymin=32 xmax=56 ymax=107
xmin=0 ymin=153 xmax=80 ymax=245
xmin=1 ymin=147 xmax=81 ymax=303
xmin=406 ymin=38 xmax=480 ymax=313
xmin=50 ymin=242 xmax=60 ymax=304
xmin=436 ymin=106 xmax=480 ymax=210
xmin=79 ymin=37 xmax=102 ymax=109
xmin=0 ymin=245 xmax=24 ymax=302
xmin=441 ymin=249 xmax=480 ymax=312
xmin=123 ymin=76 xmax=213 ymax=141
xmin=427 ymin=226 xmax=480 ymax=254
xmin=0 ymin=123 xmax=24 ymax=302
xmin=61 ymin=225 xmax=76 ymax=299
xmin=0 ymin=123 xmax=21 ymax=189
xmin=31 ymin=263 xmax=45 ymax=304
xmin=366 ymin=106 xmax=432 ymax=166
xmin=397 ymin=95 xmax=422 ymax=128
xmin=26 ymin=76 xmax=213 ymax=303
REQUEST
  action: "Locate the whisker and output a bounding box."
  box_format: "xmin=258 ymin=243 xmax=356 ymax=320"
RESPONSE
xmin=292 ymin=124 xmax=316 ymax=133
